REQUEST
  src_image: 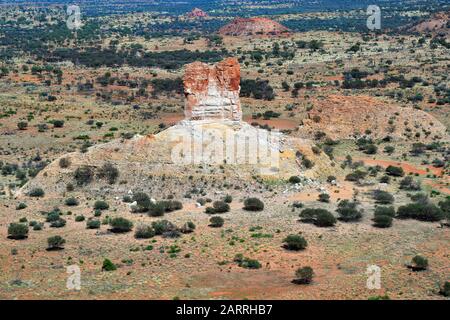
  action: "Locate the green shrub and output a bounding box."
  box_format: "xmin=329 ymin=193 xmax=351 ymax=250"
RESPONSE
xmin=65 ymin=197 xmax=79 ymax=206
xmin=47 ymin=236 xmax=65 ymax=250
xmin=59 ymin=157 xmax=71 ymax=168
xmin=16 ymin=202 xmax=27 ymax=210
xmin=97 ymin=163 xmax=119 ymax=184
xmin=315 ymin=210 xmax=337 ymax=227
xmin=374 ymin=206 xmax=396 ymax=218
xmin=7 ymin=223 xmax=29 ymax=240
xmin=223 ymin=195 xmax=233 ymax=203
xmin=148 ymin=201 xmax=166 ymax=217
xmin=152 ymin=220 xmax=177 ymax=235
xmin=94 ymin=200 xmax=109 ymax=210
xmin=289 ymin=176 xmax=301 ymax=184
xmin=132 ymin=192 xmax=151 ymax=212
xmin=180 ymin=221 xmax=196 ymax=233
xmin=386 ymin=165 xmax=404 ymax=177
xmin=372 ymin=190 xmax=394 ymax=204
xmin=337 ymin=200 xmax=363 ymax=222
xmin=299 ymin=208 xmax=336 ymax=227
xmin=373 ymin=214 xmax=393 ymax=228
xmin=209 ymin=216 xmax=224 ymax=228
xmin=318 ymin=193 xmax=330 ymax=203
xmin=52 ymin=120 xmax=65 ymax=128
xmin=28 ymin=188 xmax=45 ymax=197
xmin=163 ymin=200 xmax=183 ymax=212
xmin=213 ymin=201 xmax=230 ymax=213
xmin=109 ymin=217 xmax=133 ymax=233
xmin=33 ymin=223 xmax=43 ymax=231
xmin=74 ymin=166 xmax=94 ymax=186
xmin=243 ymin=198 xmax=264 ymax=211
xmin=283 ymin=234 xmax=308 ymax=251
xmin=399 ymin=176 xmax=421 ymax=191
xmin=17 ymin=121 xmax=28 ymax=130
xmin=134 ymin=224 xmax=155 ymax=239
xmin=439 ymin=281 xmax=450 ymax=297
xmin=204 ymin=207 xmax=216 ymax=214
xmin=86 ymin=219 xmax=101 ymax=229
xmin=396 ymin=203 xmax=444 ymax=222
xmin=410 ymin=255 xmax=428 ymax=271
xmin=238 ymin=258 xmax=261 ymax=269
xmin=122 ymin=195 xmax=132 ymax=203
xmin=75 ymin=215 xmax=85 ymax=222
xmin=50 ymin=218 xmax=66 ymax=228
xmin=46 ymin=210 xmax=61 ymax=222
xmin=102 ymin=258 xmax=117 ymax=271
xmin=293 ymin=266 xmax=314 ymax=284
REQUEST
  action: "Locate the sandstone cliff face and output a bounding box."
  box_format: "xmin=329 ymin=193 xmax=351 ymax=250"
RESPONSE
xmin=219 ymin=17 xmax=290 ymax=36
xmin=183 ymin=57 xmax=242 ymax=121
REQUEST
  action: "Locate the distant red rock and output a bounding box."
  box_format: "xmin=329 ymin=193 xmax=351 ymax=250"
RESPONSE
xmin=219 ymin=17 xmax=291 ymax=36
xmin=186 ymin=8 xmax=208 ymax=19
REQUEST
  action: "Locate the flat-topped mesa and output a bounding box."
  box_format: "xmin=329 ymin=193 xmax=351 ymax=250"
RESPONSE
xmin=183 ymin=57 xmax=242 ymax=122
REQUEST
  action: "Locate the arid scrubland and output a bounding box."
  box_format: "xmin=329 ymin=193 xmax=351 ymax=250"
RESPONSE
xmin=0 ymin=1 xmax=449 ymax=300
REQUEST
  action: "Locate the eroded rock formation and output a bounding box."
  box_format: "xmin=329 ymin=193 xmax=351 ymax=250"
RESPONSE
xmin=183 ymin=57 xmax=242 ymax=122
xmin=219 ymin=17 xmax=290 ymax=36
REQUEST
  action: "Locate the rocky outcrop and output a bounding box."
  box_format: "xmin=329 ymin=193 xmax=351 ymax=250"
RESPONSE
xmin=219 ymin=17 xmax=290 ymax=36
xmin=297 ymin=95 xmax=448 ymax=142
xmin=186 ymin=8 xmax=208 ymax=18
xmin=183 ymin=57 xmax=242 ymax=122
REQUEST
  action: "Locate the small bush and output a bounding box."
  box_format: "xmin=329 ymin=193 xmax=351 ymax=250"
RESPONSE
xmin=17 ymin=121 xmax=28 ymax=130
xmin=47 ymin=236 xmax=65 ymax=250
xmin=97 ymin=163 xmax=119 ymax=184
xmin=59 ymin=157 xmax=71 ymax=168
xmin=50 ymin=218 xmax=66 ymax=228
xmin=397 ymin=202 xmax=444 ymax=222
xmin=243 ymin=198 xmax=264 ymax=211
xmin=16 ymin=202 xmax=27 ymax=210
xmin=318 ymin=193 xmax=330 ymax=203
xmin=238 ymin=258 xmax=261 ymax=269
xmin=75 ymin=215 xmax=85 ymax=222
xmin=293 ymin=266 xmax=314 ymax=284
xmin=152 ymin=220 xmax=177 ymax=235
xmin=289 ymin=176 xmax=301 ymax=184
xmin=86 ymin=219 xmax=101 ymax=229
xmin=399 ymin=176 xmax=421 ymax=191
xmin=102 ymin=258 xmax=117 ymax=271
xmin=148 ymin=201 xmax=166 ymax=217
xmin=374 ymin=206 xmax=396 ymax=217
xmin=372 ymin=190 xmax=394 ymax=204
xmin=299 ymin=208 xmax=336 ymax=227
xmin=134 ymin=224 xmax=155 ymax=239
xmin=409 ymin=255 xmax=428 ymax=271
xmin=74 ymin=166 xmax=94 ymax=186
xmin=209 ymin=216 xmax=224 ymax=228
xmin=439 ymin=281 xmax=450 ymax=297
xmin=315 ymin=210 xmax=337 ymax=227
xmin=204 ymin=207 xmax=216 ymax=214
xmin=65 ymin=197 xmax=79 ymax=206
xmin=94 ymin=200 xmax=109 ymax=210
xmin=7 ymin=223 xmax=29 ymax=240
xmin=28 ymin=188 xmax=45 ymax=197
xmin=109 ymin=217 xmax=133 ymax=233
xmin=337 ymin=200 xmax=363 ymax=222
xmin=180 ymin=221 xmax=196 ymax=233
xmin=386 ymin=165 xmax=404 ymax=177
xmin=373 ymin=215 xmax=393 ymax=228
xmin=283 ymin=234 xmax=307 ymax=251
xmin=223 ymin=195 xmax=233 ymax=203
xmin=213 ymin=201 xmax=230 ymax=213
